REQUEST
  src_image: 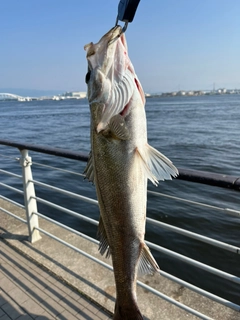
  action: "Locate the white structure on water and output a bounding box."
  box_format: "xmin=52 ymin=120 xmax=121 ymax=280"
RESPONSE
xmin=0 ymin=91 xmax=88 ymax=101
xmin=63 ymin=91 xmax=87 ymax=99
xmin=0 ymin=93 xmax=32 ymax=101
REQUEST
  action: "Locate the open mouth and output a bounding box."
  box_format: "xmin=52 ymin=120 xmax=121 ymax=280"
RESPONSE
xmin=107 ymin=25 xmax=123 ymax=45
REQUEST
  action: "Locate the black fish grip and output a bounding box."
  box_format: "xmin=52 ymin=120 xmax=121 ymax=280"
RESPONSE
xmin=115 ymin=0 xmax=141 ymax=32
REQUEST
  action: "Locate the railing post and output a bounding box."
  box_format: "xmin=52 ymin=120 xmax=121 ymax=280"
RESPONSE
xmin=20 ymin=149 xmax=41 ymax=243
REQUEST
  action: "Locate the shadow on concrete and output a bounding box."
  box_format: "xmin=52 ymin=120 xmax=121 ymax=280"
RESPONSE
xmin=0 ymin=226 xmax=114 ymax=303
xmin=0 ymin=241 xmax=111 ymax=320
xmin=0 ymin=293 xmax=49 ymax=319
xmin=0 ymin=231 xmax=28 ymax=241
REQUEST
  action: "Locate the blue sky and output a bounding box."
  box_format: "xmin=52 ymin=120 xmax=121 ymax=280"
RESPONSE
xmin=1 ymin=0 xmax=240 ymax=94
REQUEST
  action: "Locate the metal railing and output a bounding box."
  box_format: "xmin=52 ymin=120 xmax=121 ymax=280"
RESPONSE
xmin=0 ymin=139 xmax=239 ymax=319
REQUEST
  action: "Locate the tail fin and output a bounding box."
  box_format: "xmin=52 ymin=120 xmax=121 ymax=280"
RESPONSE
xmin=114 ymin=299 xmax=144 ymax=320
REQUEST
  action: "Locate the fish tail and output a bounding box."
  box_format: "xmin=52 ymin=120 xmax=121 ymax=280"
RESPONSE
xmin=113 ymin=299 xmax=144 ymax=320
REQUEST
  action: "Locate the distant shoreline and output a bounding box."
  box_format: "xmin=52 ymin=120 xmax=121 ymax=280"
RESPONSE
xmin=1 ymin=89 xmax=240 ymax=102
xmin=146 ymin=90 xmax=240 ymax=98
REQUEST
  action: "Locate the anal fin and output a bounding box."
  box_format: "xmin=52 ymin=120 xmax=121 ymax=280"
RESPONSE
xmin=98 ymin=217 xmax=111 ymax=258
xmin=138 ymin=243 xmax=160 ymax=276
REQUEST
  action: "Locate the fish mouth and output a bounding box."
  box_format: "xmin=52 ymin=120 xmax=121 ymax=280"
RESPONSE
xmin=84 ymin=25 xmax=125 ymax=66
xmin=102 ymin=25 xmax=123 ymax=45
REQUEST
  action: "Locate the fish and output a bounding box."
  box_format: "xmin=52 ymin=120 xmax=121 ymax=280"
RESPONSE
xmin=84 ymin=26 xmax=178 ymax=320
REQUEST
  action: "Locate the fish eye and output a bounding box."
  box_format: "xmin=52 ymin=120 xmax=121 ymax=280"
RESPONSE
xmin=85 ymin=70 xmax=91 ymax=84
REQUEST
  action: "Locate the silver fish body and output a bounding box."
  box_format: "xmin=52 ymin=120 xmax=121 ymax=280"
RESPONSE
xmin=84 ymin=26 xmax=178 ymax=320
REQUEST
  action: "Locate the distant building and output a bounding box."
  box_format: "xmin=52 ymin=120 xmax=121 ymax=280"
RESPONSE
xmin=176 ymin=91 xmax=186 ymax=96
xmin=63 ymin=91 xmax=87 ymax=99
xmin=217 ymin=88 xmax=227 ymax=94
xmin=157 ymin=87 xmax=240 ymax=98
xmin=227 ymin=90 xmax=236 ymax=94
xmin=145 ymin=93 xmax=151 ymax=97
xmin=194 ymin=91 xmax=204 ymax=96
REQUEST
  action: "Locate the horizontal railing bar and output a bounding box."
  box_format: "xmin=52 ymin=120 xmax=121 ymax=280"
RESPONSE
xmin=0 ymin=139 xmax=239 ymax=190
xmin=0 ymin=169 xmax=22 ymax=179
xmin=0 ymin=139 xmax=89 ymax=162
xmin=147 ymin=217 xmax=240 ymax=254
xmin=148 ymin=190 xmax=240 ymax=216
xmin=36 ymin=226 xmax=213 ymax=320
xmin=160 ymin=270 xmax=240 ymax=312
xmin=0 ymin=206 xmax=27 ymax=224
xmin=34 ymin=196 xmax=98 ymax=226
xmin=0 ymin=154 xmax=19 ymax=161
xmin=31 ymin=180 xmax=98 ymax=205
xmin=136 ymin=281 xmax=213 ymax=320
xmin=148 ymin=190 xmax=220 ymax=208
xmin=146 ymin=241 xmax=240 ymax=285
xmin=0 ymin=195 xmax=25 ymax=209
xmin=0 ymin=182 xmax=24 ymax=195
xmin=32 ymin=161 xmax=85 ymax=177
xmin=224 ymin=208 xmax=240 ymax=218
xmin=34 ymin=211 xmax=99 ymax=245
xmin=177 ymin=168 xmax=240 ymax=191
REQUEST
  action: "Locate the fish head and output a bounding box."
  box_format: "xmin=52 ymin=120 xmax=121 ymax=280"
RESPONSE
xmin=84 ymin=26 xmax=145 ymax=132
xmin=85 ymin=26 xmax=123 ymax=77
xmin=84 ymin=26 xmax=126 ymax=101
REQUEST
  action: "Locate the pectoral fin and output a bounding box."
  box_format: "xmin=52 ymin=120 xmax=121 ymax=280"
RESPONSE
xmin=109 ymin=114 xmax=130 ymax=140
xmin=136 ymin=144 xmax=178 ymax=186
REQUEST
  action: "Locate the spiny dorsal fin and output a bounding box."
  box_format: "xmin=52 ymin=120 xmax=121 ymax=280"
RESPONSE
xmin=83 ymin=151 xmax=95 ymax=183
xmin=136 ymin=144 xmax=178 ymax=186
xmin=98 ymin=217 xmax=111 ymax=258
xmin=138 ymin=243 xmax=160 ymax=276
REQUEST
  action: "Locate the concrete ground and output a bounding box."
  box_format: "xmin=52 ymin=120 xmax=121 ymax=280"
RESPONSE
xmin=0 ymin=198 xmax=239 ymax=320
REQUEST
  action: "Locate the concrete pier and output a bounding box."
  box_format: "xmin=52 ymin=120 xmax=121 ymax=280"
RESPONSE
xmin=0 ymin=199 xmax=239 ymax=320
